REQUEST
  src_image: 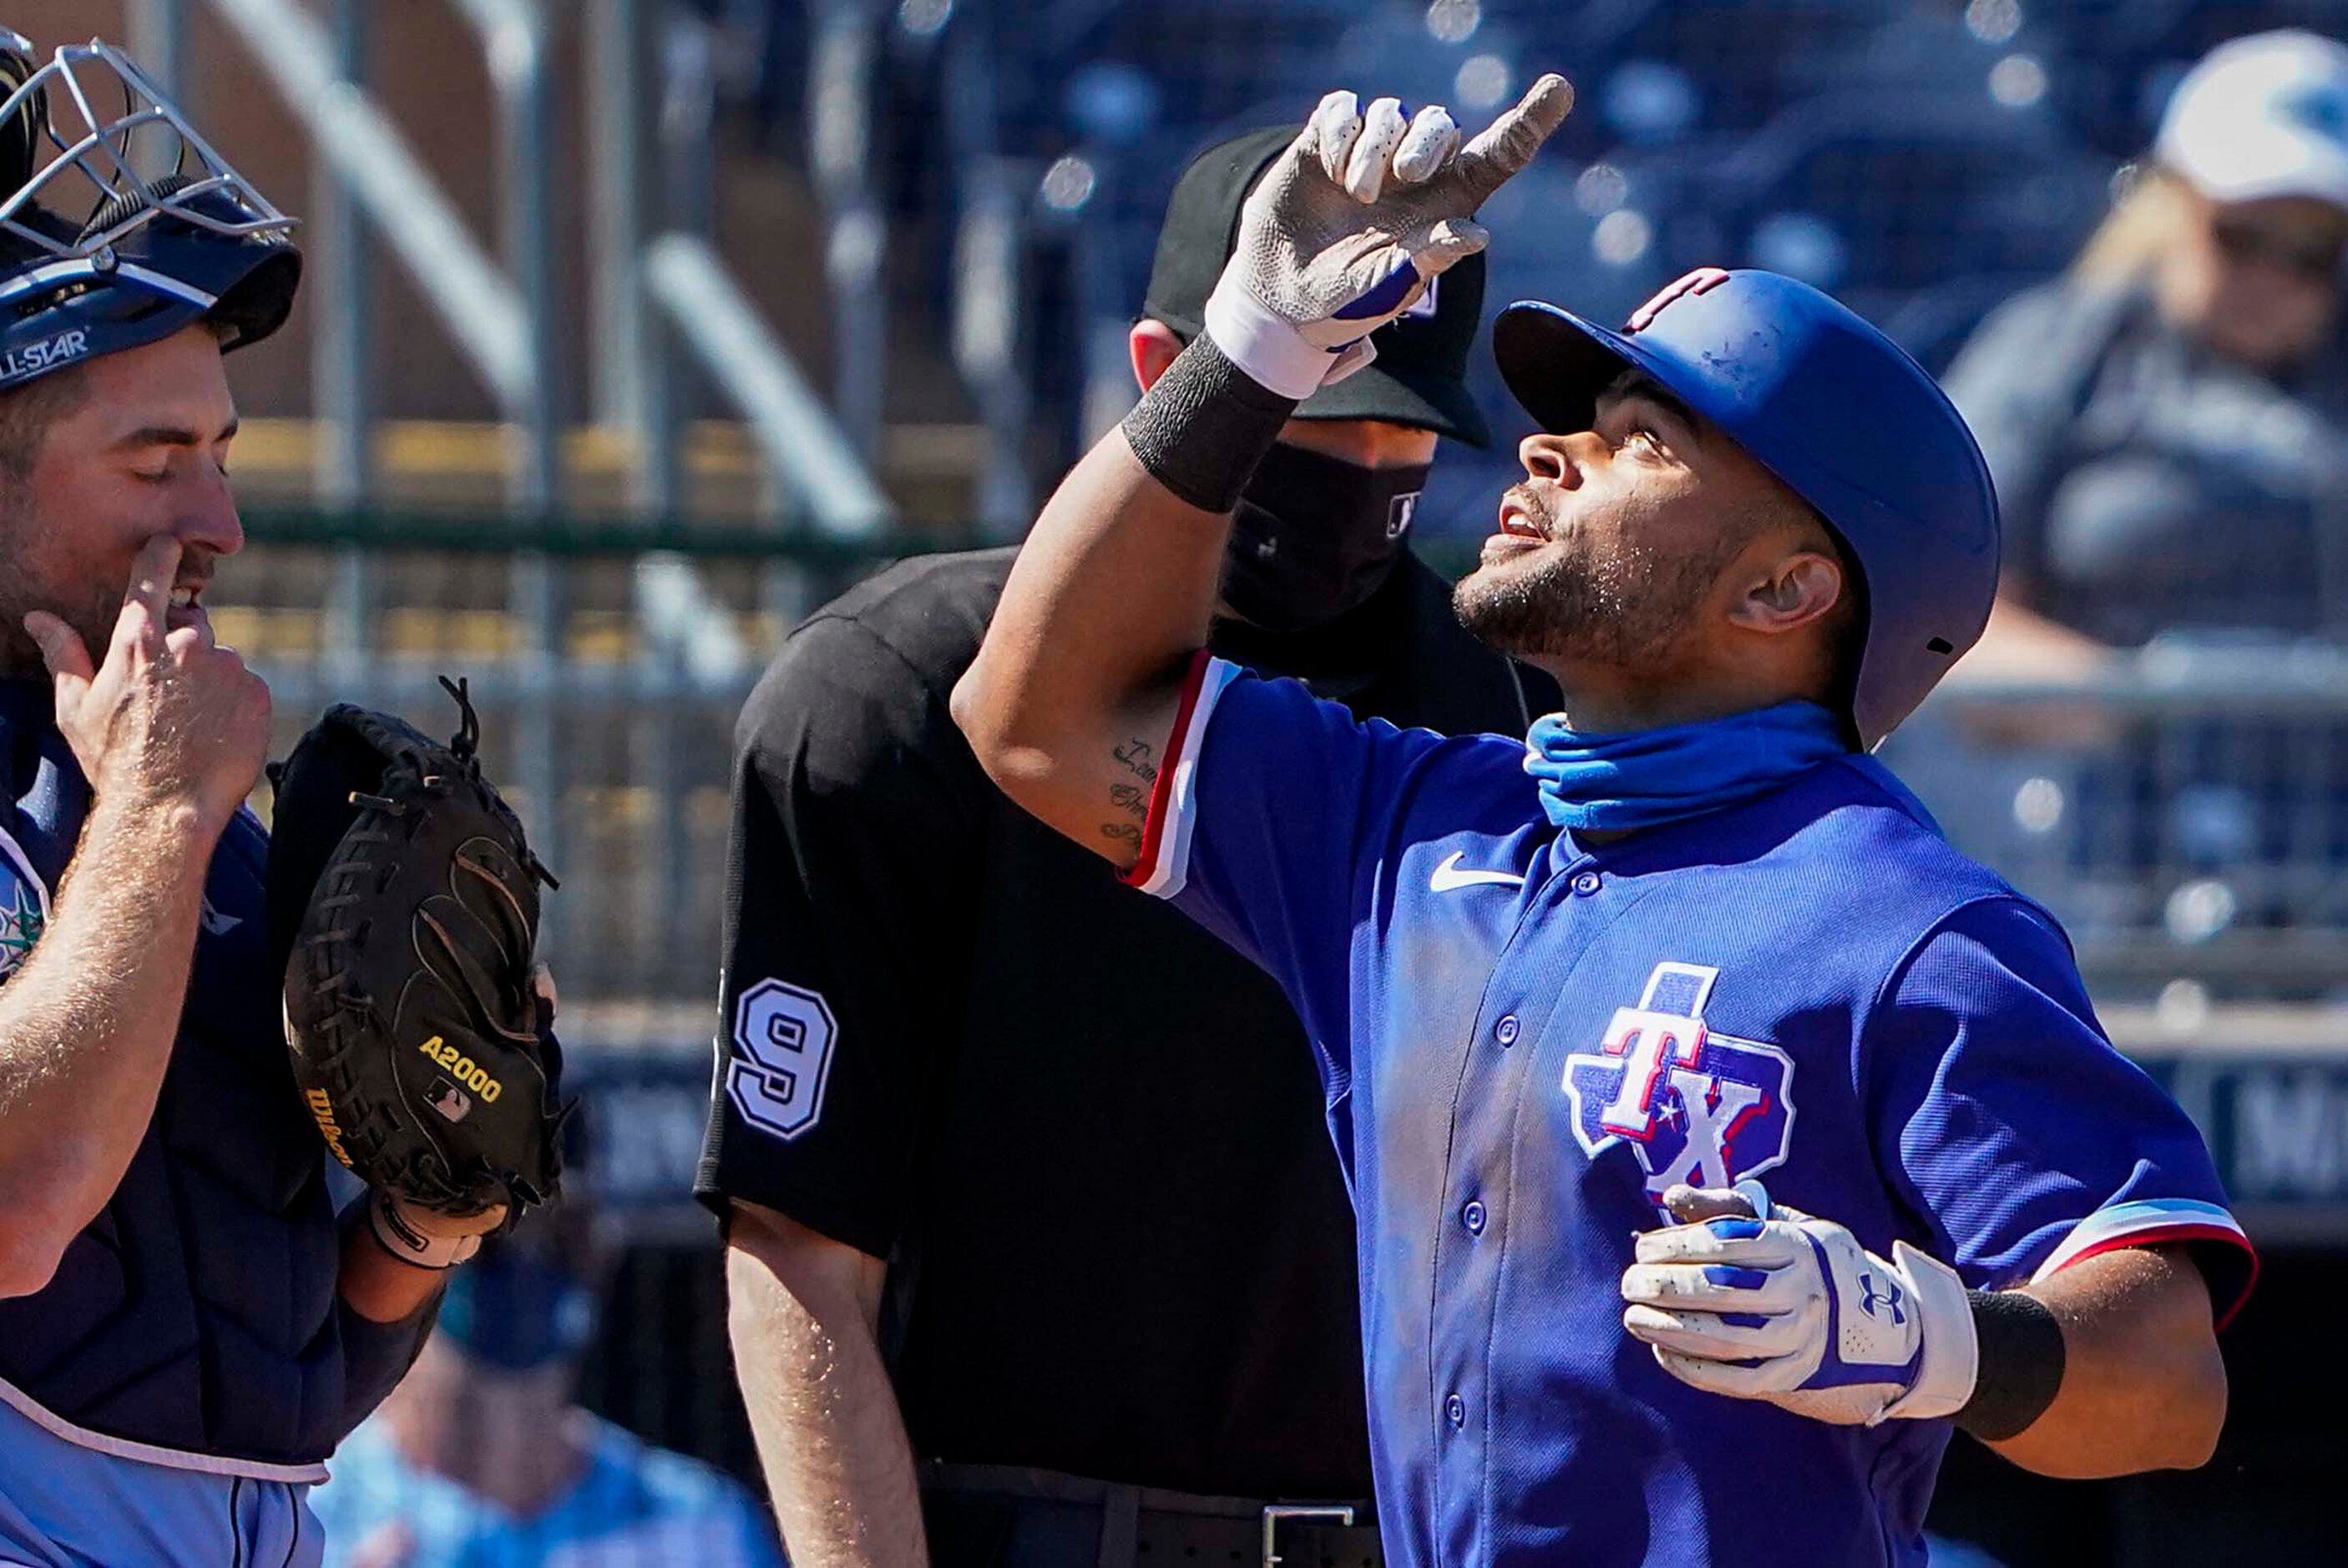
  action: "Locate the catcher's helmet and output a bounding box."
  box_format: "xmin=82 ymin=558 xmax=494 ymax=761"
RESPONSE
xmin=1492 ymin=268 xmax=2000 ymax=751
xmin=0 ymin=28 xmax=299 ymax=395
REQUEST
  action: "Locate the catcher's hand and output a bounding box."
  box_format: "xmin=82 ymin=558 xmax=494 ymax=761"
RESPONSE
xmin=269 ymin=677 xmax=568 ymax=1225
xmin=1620 ymin=1181 xmax=1978 ymax=1426
xmin=1202 ymin=73 xmax=1574 ymax=397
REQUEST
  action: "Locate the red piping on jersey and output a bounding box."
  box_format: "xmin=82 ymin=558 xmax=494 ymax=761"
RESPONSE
xmin=2047 ymin=1222 xmax=2259 ymax=1332
xmin=1120 ymin=649 xmax=1213 ymax=889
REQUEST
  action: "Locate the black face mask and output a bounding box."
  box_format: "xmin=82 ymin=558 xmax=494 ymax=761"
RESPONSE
xmin=1222 ymin=443 xmax=1432 ymax=633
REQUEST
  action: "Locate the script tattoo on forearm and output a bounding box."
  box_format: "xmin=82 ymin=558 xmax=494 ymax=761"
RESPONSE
xmin=1112 ymin=737 xmax=1159 ymax=784
xmin=1101 ymin=737 xmax=1159 ymax=852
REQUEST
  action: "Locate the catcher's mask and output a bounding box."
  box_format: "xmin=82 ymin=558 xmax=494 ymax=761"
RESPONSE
xmin=0 ymin=28 xmax=301 ymax=394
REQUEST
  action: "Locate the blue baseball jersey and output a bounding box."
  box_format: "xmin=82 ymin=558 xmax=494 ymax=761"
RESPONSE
xmin=0 ymin=677 xmax=428 ymax=1552
xmin=1124 ymin=655 xmax=2254 ymax=1568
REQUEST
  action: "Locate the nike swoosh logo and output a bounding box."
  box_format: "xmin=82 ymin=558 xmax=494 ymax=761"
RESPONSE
xmin=1429 ymin=851 xmax=1527 ymax=893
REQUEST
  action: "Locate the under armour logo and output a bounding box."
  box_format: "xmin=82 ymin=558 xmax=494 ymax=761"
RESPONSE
xmin=1859 ymin=1273 xmax=1905 ymax=1324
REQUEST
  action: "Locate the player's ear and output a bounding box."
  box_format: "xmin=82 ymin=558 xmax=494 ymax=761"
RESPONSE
xmin=1130 ymin=319 xmax=1186 ymax=394
xmin=1727 ymin=549 xmax=1843 ymax=637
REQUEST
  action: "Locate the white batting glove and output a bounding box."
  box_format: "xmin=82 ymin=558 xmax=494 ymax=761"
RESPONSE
xmin=368 ymin=1191 xmax=502 ymax=1269
xmin=1619 ymin=1181 xmax=1978 ymax=1426
xmin=1203 ymin=74 xmax=1574 ymax=399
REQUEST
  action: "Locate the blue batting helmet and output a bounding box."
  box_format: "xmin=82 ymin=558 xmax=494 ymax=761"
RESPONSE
xmin=1491 ymin=267 xmax=2000 ymax=751
xmin=0 ymin=28 xmax=299 ymax=395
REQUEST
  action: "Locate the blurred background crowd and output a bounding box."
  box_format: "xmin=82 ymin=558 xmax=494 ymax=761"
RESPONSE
xmin=38 ymin=0 xmax=2348 ymax=1562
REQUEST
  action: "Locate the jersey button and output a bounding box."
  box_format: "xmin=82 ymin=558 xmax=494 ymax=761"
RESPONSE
xmin=1445 ymin=1393 xmax=1466 ymax=1429
xmin=1571 ymin=870 xmax=1602 ymax=895
xmin=1495 ymin=1014 xmax=1520 ymax=1047
xmin=1463 ymin=1200 xmax=1486 ymax=1235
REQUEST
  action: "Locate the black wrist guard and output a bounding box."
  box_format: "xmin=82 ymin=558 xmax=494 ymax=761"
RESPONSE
xmin=1954 ymin=1289 xmax=2067 ymax=1441
xmin=1120 ymin=334 xmax=1299 ymax=513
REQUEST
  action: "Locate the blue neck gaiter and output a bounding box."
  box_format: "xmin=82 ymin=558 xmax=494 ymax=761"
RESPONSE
xmin=1523 ymin=700 xmax=1847 ymax=833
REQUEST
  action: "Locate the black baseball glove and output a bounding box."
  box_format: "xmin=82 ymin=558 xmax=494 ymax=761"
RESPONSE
xmin=268 ymin=677 xmax=567 ymax=1220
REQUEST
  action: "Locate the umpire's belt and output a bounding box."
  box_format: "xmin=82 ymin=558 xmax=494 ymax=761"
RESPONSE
xmin=920 ymin=1461 xmax=1382 ymax=1568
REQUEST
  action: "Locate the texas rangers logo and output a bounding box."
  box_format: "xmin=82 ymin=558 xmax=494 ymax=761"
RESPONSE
xmin=1625 ymin=266 xmax=1730 ymax=332
xmin=1561 ymin=963 xmax=1795 ymax=1206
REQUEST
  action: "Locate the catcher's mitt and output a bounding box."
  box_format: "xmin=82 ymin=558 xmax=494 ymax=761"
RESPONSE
xmin=268 ymin=677 xmax=566 ymax=1219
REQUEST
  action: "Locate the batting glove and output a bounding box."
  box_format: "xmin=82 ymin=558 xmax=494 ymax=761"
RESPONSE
xmin=1619 ymin=1181 xmax=1978 ymax=1426
xmin=1203 ymin=75 xmax=1574 ymax=399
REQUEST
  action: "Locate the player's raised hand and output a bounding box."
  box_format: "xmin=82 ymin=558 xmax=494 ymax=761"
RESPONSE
xmin=1205 ymin=73 xmax=1574 ymax=399
xmin=23 ymin=533 xmax=271 ymax=832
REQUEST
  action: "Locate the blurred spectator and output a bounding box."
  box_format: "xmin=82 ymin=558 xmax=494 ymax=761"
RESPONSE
xmin=1946 ymin=29 xmax=2348 ymax=672
xmin=311 ymin=1227 xmax=784 ymax=1568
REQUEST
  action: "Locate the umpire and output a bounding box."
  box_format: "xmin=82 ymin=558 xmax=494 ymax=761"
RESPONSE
xmin=0 ymin=32 xmax=503 ymax=1565
xmin=698 ymin=128 xmax=1550 ymax=1568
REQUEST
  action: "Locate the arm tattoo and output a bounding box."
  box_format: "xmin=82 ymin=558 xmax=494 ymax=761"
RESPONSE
xmin=1101 ymin=736 xmax=1159 ymax=853
xmin=1111 ymin=738 xmax=1159 ymax=784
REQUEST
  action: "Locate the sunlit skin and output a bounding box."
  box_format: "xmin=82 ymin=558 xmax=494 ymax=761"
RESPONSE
xmin=2159 ymin=190 xmax=2348 ymax=370
xmin=0 ymin=323 xmax=241 ymax=675
xmin=1450 ymin=368 xmax=1847 ymax=734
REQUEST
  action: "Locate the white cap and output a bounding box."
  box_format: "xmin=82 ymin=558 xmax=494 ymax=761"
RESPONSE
xmin=2158 ymin=29 xmax=2348 ymax=210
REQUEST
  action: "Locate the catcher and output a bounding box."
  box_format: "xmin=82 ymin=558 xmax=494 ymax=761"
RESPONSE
xmin=0 ymin=29 xmax=559 ymax=1567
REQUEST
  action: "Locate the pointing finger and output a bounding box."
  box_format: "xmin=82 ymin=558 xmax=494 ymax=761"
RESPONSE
xmin=119 ymin=534 xmax=180 ymax=657
xmin=1344 ymin=96 xmax=1410 ymax=204
xmin=1310 ymin=89 xmax=1362 ymax=185
xmin=1455 ymin=73 xmax=1574 ymax=200
xmin=1393 ymin=104 xmax=1460 ymax=185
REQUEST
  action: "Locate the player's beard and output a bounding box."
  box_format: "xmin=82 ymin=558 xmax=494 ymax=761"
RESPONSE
xmin=0 ymin=504 xmax=119 ymax=678
xmin=1454 ymin=488 xmax=1738 ymax=670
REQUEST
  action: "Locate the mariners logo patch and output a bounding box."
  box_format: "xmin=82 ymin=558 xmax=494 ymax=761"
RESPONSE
xmin=1561 ymin=963 xmax=1795 ymax=1206
xmin=0 ymin=877 xmax=43 ymax=980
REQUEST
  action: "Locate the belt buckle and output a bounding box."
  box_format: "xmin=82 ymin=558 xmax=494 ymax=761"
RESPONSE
xmin=1262 ymin=1504 xmax=1357 ymax=1568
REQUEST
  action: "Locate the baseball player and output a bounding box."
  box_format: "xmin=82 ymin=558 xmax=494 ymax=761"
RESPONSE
xmin=703 ymin=129 xmax=1545 ymax=1568
xmin=0 ymin=32 xmax=511 ymax=1565
xmin=953 ymin=79 xmax=2257 ymax=1567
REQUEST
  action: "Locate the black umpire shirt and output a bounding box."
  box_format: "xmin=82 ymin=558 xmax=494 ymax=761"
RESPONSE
xmin=696 ymin=544 xmax=1550 ymax=1500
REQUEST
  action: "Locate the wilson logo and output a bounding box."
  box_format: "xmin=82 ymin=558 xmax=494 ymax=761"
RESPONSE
xmin=306 ymin=1087 xmax=354 ymax=1169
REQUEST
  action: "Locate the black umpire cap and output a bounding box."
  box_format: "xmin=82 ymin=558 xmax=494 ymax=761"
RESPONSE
xmin=1141 ymin=125 xmax=1492 ymax=448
